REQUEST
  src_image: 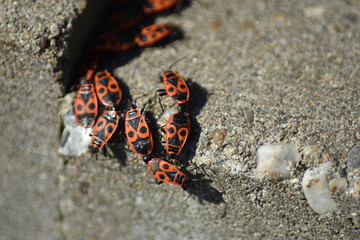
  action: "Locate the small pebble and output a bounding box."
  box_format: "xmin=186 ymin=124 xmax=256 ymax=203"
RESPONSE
xmin=302 ymin=162 xmax=338 ymax=214
xmin=21 ymin=32 xmax=30 ymax=40
xmin=58 ymin=113 xmax=92 ymax=156
xmin=256 ymin=143 xmax=299 ymax=180
xmin=346 ymin=147 xmax=360 ymax=169
xmin=212 ymin=128 xmax=226 ymax=148
xmin=39 ymin=36 xmax=50 ymax=49
xmin=244 ymin=110 xmax=254 ymax=123
xmin=329 ymin=176 xmax=347 ymax=194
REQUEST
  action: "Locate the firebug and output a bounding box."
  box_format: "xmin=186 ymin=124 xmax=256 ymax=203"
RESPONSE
xmin=144 ymin=157 xmax=189 ymax=187
xmin=125 ymin=103 xmax=153 ymax=157
xmin=88 ymin=109 xmax=119 ymax=153
xmin=74 ymin=76 xmax=98 ymax=128
xmin=94 ymin=71 xmax=122 ymax=108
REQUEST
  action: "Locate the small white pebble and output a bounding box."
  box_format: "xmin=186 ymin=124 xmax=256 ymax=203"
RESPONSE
xmin=256 ymin=143 xmax=300 ymax=180
xmin=302 ymin=162 xmax=338 ymax=214
xmin=329 ymin=176 xmax=348 ymax=193
xmin=58 ymin=114 xmax=92 ymax=156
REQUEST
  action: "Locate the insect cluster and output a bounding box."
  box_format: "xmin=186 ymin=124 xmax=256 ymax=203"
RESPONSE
xmin=125 ymin=70 xmax=191 ymax=188
xmin=73 ymin=0 xmax=193 ymax=188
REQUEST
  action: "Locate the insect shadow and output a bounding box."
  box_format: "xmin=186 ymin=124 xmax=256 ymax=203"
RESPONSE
xmin=176 ymin=80 xmax=208 ymax=166
xmin=177 ymin=82 xmax=225 ymax=205
xmin=143 ymin=109 xmax=166 ymax=158
xmin=185 ymin=171 xmax=225 ymax=205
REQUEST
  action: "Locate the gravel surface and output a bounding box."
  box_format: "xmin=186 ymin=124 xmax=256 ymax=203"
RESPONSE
xmin=1 ymin=0 xmax=359 ymax=239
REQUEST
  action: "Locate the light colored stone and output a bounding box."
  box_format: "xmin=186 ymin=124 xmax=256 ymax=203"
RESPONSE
xmin=256 ymin=143 xmax=300 ymax=180
xmin=302 ymin=162 xmax=338 ymax=215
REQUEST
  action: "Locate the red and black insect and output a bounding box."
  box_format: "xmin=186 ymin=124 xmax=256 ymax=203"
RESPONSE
xmin=89 ymin=109 xmax=120 ymax=153
xmin=125 ymin=103 xmax=153 ymax=157
xmin=165 ymin=111 xmax=191 ymax=158
xmin=94 ymin=71 xmax=122 ymax=108
xmin=134 ymin=23 xmax=173 ymax=47
xmin=143 ymin=0 xmax=180 ymax=15
xmin=160 ymin=71 xmax=190 ymax=105
xmin=74 ymin=76 xmax=98 ymax=128
xmin=144 ymin=157 xmax=189 ymax=187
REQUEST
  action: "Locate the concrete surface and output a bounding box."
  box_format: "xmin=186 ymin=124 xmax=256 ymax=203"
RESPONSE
xmin=1 ymin=0 xmax=359 ymax=239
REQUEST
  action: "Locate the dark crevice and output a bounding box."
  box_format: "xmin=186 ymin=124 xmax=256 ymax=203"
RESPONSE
xmin=56 ymin=0 xmax=111 ymax=94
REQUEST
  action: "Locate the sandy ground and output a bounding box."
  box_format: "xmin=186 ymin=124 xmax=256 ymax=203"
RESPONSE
xmin=0 ymin=0 xmax=359 ymax=239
